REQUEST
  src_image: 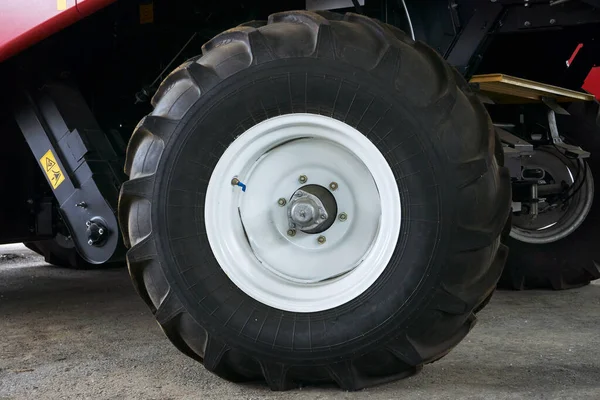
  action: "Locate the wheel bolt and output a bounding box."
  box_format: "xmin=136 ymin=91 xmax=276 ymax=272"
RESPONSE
xmin=329 ymin=182 xmax=338 ymax=191
xmin=278 ymin=198 xmax=287 ymax=207
xmin=339 ymin=212 xmax=348 ymax=221
xmin=87 ymin=239 xmax=93 ymax=246
xmin=317 ymin=235 xmax=326 ymax=244
xmin=287 ymin=229 xmax=296 ymax=237
xmin=298 ymin=175 xmax=308 ymax=184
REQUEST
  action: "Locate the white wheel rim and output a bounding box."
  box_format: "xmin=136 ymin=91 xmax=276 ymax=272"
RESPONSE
xmin=205 ymin=114 xmax=401 ymax=312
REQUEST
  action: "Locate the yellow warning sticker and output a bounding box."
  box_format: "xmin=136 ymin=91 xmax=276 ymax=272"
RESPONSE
xmin=139 ymin=3 xmax=154 ymax=24
xmin=40 ymin=150 xmax=65 ymax=190
xmin=57 ymin=0 xmax=67 ymax=11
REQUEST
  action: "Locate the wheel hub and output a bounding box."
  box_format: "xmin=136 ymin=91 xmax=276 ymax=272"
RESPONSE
xmin=288 ymin=185 xmax=337 ymax=234
xmin=511 ymin=146 xmax=594 ymax=244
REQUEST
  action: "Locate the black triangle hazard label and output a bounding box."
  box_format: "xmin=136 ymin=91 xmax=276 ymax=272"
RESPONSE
xmin=45 ymin=157 xmax=56 ymax=171
xmin=53 ymin=171 xmax=61 ymax=182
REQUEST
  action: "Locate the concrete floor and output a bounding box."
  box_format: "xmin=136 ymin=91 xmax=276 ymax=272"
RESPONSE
xmin=0 ymin=244 xmax=599 ymax=400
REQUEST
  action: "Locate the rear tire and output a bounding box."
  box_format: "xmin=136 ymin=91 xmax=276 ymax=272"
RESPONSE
xmin=500 ymin=102 xmax=600 ymax=290
xmin=119 ymin=11 xmax=511 ymax=390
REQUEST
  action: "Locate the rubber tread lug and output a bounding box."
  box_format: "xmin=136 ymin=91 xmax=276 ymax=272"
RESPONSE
xmin=259 ymin=361 xmax=296 ymax=391
xmin=434 ymin=287 xmax=469 ymax=315
xmin=138 ymin=115 xmax=179 ymax=143
xmin=126 ymin=235 xmax=157 ymax=263
xmin=155 ymin=290 xmax=184 ymax=325
xmin=186 ymin=62 xmax=222 ymax=94
xmin=203 ymin=336 xmax=230 ymax=372
xmin=456 ymin=158 xmax=488 ymax=189
xmin=326 ymin=361 xmax=362 ymax=391
xmin=247 ymin=30 xmax=276 ymax=65
xmin=120 ymin=175 xmax=154 ymax=200
xmin=385 ymin=335 xmax=424 ymax=366
xmin=268 ymin=10 xmax=330 ymax=29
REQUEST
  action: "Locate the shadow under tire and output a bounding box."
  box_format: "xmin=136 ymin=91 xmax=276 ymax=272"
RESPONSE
xmin=118 ymin=11 xmax=511 ymax=390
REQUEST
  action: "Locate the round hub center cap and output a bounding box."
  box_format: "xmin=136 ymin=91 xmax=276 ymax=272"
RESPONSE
xmin=288 ymin=185 xmax=337 ymax=234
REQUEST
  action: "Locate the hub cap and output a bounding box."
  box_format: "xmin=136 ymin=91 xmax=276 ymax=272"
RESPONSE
xmin=288 ymin=185 xmax=337 ymax=234
xmin=205 ymin=114 xmax=401 ymax=312
xmin=511 ymin=146 xmax=594 ymax=244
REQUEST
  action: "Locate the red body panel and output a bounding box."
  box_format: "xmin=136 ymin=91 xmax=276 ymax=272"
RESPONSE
xmin=0 ymin=0 xmax=115 ymax=63
xmin=583 ymin=68 xmax=600 ymax=100
xmin=0 ymin=1 xmax=599 ymax=99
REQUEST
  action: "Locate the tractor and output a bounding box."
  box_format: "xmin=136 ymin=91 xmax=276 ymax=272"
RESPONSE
xmin=1 ymin=0 xmax=599 ymax=390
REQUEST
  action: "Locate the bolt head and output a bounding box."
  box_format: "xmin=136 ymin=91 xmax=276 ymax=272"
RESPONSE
xmin=231 ymin=177 xmax=240 ymax=186
xmin=298 ymin=175 xmax=308 ymax=184
xmin=277 ymin=198 xmax=287 ymax=206
xmin=87 ymin=239 xmax=94 ymax=246
xmin=98 ymin=228 xmax=104 ymax=235
xmin=329 ymin=182 xmax=338 ymax=191
xmin=86 ymin=221 xmax=91 ymax=227
xmin=524 ymin=21 xmax=531 ymax=27
xmin=287 ymin=229 xmax=296 ymax=237
xmin=339 ymin=212 xmax=348 ymax=221
xmin=317 ymin=235 xmax=326 ymax=244
xmin=550 ymin=18 xmax=556 ymax=24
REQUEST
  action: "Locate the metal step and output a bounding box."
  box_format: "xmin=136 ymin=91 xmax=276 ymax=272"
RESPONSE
xmin=469 ymin=73 xmax=595 ymax=104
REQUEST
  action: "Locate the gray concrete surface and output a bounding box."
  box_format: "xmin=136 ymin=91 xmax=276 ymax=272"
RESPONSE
xmin=0 ymin=244 xmax=599 ymax=400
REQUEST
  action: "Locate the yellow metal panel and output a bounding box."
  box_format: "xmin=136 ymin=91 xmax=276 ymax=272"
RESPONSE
xmin=469 ymin=73 xmax=595 ymax=104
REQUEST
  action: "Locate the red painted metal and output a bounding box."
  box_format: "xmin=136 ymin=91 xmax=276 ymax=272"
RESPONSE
xmin=583 ymin=68 xmax=600 ymax=100
xmin=0 ymin=0 xmax=115 ymax=63
xmin=568 ymin=44 xmax=600 ymax=99
xmin=76 ymin=0 xmax=117 ymax=18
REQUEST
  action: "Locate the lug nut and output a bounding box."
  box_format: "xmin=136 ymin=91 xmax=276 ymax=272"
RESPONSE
xmin=277 ymin=198 xmax=287 ymax=207
xmin=287 ymin=229 xmax=296 ymax=237
xmin=329 ymin=182 xmax=338 ymax=191
xmin=87 ymin=239 xmax=93 ymax=246
xmin=298 ymin=175 xmax=308 ymax=184
xmin=339 ymin=212 xmax=348 ymax=221
xmin=98 ymin=228 xmax=104 ymax=235
xmin=317 ymin=235 xmax=326 ymax=244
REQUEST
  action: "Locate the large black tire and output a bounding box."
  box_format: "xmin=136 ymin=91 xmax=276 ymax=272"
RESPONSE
xmin=118 ymin=11 xmax=511 ymax=390
xmin=500 ymin=101 xmax=600 ymax=290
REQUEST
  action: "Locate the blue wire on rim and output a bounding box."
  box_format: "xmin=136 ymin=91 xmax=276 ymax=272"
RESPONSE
xmin=236 ymin=181 xmax=246 ymax=192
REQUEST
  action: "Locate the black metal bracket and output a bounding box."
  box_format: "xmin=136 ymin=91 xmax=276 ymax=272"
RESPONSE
xmin=14 ymin=82 xmax=126 ymax=264
xmin=445 ymin=2 xmax=504 ymax=78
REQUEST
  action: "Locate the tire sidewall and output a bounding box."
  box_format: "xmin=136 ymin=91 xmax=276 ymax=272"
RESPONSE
xmin=150 ymin=58 xmax=474 ymax=360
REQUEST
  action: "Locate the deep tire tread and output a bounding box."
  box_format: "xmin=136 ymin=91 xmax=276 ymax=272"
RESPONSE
xmin=119 ymin=10 xmax=510 ymax=391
